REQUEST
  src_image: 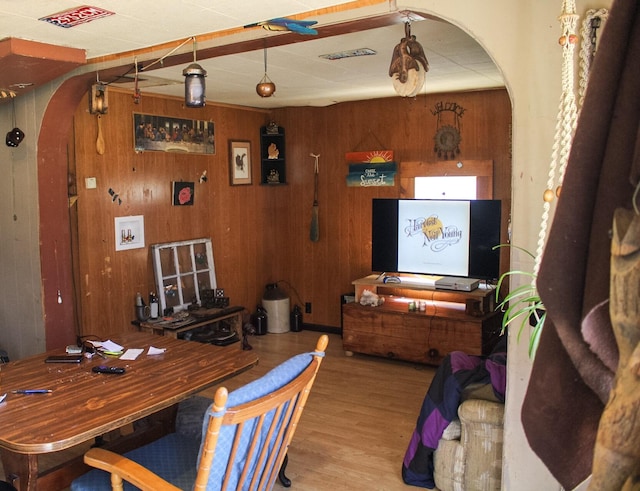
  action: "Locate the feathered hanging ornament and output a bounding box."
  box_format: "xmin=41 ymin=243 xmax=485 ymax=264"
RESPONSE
xmin=389 ymin=22 xmax=429 ymax=97
xmin=310 ymin=153 xmax=320 ymax=242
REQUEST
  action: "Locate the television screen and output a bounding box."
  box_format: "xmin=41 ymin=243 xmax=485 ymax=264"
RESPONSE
xmin=372 ymin=199 xmax=502 ymax=280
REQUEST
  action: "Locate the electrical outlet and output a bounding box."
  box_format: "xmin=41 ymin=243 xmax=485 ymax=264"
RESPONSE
xmin=305 ymin=302 xmax=312 ymax=314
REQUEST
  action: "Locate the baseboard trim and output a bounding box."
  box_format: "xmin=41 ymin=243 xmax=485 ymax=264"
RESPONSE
xmin=300 ymin=324 xmax=342 ymax=336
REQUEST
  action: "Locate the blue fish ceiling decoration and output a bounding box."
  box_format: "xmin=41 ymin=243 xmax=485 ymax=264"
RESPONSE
xmin=244 ymin=17 xmax=318 ymax=35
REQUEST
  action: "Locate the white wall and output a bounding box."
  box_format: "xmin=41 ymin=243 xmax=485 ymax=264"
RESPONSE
xmin=403 ymin=0 xmax=612 ymax=489
xmin=0 ymin=92 xmax=46 ymax=360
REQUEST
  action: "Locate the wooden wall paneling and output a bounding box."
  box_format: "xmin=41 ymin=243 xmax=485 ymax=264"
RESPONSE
xmin=272 ymin=89 xmax=511 ymax=330
xmin=72 ymin=88 xmax=511 ymax=337
xmin=276 ymin=108 xmax=322 ymax=311
xmin=73 ymin=89 xmax=270 ymax=337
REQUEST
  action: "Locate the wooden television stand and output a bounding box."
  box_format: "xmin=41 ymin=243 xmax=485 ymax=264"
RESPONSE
xmin=342 ymin=274 xmax=502 ymax=365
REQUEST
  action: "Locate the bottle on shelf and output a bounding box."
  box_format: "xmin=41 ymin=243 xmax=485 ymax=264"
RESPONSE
xmin=149 ymin=292 xmax=159 ymax=319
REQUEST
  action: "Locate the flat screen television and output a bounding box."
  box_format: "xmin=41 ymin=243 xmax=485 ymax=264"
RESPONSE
xmin=371 ymin=198 xmax=502 ymax=280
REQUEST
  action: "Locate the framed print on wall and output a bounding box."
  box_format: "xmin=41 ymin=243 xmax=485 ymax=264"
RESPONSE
xmin=115 ymin=215 xmax=145 ymax=251
xmin=172 ymin=181 xmax=195 ymax=206
xmin=229 ymin=140 xmax=252 ymax=185
xmin=134 ymin=113 xmax=215 ymax=155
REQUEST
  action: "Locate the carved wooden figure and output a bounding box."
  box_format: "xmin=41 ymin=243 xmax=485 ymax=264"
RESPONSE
xmin=589 ymin=207 xmax=640 ymax=490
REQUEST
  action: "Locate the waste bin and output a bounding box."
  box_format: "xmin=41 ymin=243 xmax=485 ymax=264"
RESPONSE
xmin=262 ymin=283 xmax=290 ymax=333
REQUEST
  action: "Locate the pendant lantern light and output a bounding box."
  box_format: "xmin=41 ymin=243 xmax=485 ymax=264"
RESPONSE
xmin=89 ymin=82 xmax=108 ymax=114
xmin=256 ymin=42 xmax=276 ymax=98
xmin=183 ymin=38 xmax=206 ymax=107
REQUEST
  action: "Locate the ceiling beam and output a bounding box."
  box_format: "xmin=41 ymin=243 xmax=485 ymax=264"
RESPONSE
xmin=105 ymin=10 xmax=440 ymax=77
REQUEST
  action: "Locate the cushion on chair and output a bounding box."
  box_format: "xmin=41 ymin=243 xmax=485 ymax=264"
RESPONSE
xmin=71 ymin=351 xmax=321 ymax=491
xmin=203 ymin=351 xmax=317 ymax=490
xmin=70 ymin=432 xmax=201 ymax=491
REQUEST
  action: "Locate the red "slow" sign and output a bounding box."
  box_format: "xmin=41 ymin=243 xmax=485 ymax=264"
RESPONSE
xmin=39 ymin=5 xmax=115 ymax=28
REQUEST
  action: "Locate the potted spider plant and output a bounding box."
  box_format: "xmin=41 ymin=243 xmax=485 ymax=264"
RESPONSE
xmin=494 ymin=245 xmax=546 ymax=358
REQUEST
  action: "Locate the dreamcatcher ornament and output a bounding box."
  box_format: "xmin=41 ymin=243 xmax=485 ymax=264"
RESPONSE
xmin=532 ymin=0 xmax=607 ymax=277
xmin=433 ymin=118 xmax=462 ymax=159
xmin=430 ymin=100 xmax=465 ymax=159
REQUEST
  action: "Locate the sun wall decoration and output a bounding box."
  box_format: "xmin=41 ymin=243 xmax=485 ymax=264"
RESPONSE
xmin=432 ymin=101 xmax=465 ymax=159
xmin=345 ymin=150 xmax=396 ymax=187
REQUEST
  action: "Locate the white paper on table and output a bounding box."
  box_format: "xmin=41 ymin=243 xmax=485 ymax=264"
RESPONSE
xmin=120 ymin=348 xmax=144 ymax=360
xmin=148 ymin=346 xmax=166 ymax=355
xmin=90 ymin=340 xmax=125 ymax=352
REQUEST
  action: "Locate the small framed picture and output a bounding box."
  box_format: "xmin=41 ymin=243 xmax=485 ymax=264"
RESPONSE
xmin=229 ymin=140 xmax=252 ymax=185
xmin=172 ymin=181 xmax=195 ymax=206
xmin=115 ymin=215 xmax=145 ymax=251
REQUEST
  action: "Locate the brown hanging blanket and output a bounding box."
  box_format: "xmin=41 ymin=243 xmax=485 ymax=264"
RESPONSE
xmin=521 ymin=0 xmax=640 ymax=488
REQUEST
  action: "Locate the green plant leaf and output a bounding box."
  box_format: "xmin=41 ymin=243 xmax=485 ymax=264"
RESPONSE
xmin=493 ymin=244 xmax=545 ymax=358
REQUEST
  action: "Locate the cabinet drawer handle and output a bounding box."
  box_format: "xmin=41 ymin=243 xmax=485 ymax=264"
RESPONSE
xmin=428 ymin=348 xmax=439 ymax=359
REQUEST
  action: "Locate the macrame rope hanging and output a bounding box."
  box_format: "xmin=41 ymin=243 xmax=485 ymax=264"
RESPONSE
xmin=532 ymin=0 xmax=580 ymax=278
xmin=532 ymin=1 xmax=608 ymax=280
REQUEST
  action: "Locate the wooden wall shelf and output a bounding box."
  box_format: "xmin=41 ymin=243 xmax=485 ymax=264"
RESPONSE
xmin=260 ymin=125 xmax=286 ymax=185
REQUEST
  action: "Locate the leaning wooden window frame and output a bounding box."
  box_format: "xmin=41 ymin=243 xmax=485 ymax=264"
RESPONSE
xmin=151 ymin=238 xmax=217 ymax=314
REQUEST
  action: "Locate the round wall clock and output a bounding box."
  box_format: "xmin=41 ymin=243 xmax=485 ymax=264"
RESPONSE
xmin=433 ymin=124 xmax=461 ymax=158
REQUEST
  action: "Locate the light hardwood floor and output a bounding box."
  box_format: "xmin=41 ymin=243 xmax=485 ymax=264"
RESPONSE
xmin=2 ymin=330 xmax=436 ymax=490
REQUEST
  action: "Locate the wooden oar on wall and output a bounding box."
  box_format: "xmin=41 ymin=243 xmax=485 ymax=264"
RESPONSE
xmin=310 ymin=153 xmax=320 ymax=242
xmin=96 ymin=114 xmax=105 ymax=155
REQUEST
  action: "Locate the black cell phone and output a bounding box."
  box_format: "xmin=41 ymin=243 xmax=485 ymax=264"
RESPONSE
xmin=45 ymin=355 xmax=83 ymax=363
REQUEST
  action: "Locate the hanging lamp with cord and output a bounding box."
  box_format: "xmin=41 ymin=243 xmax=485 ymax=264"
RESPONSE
xmin=256 ymin=40 xmax=276 ymax=98
xmin=183 ymin=37 xmax=207 ymax=107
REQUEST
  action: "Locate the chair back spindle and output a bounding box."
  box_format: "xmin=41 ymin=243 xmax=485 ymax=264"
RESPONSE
xmin=73 ymin=335 xmax=328 ymax=491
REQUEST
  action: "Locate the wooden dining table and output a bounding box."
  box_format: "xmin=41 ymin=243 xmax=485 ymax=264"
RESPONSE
xmin=0 ymin=331 xmax=259 ymax=491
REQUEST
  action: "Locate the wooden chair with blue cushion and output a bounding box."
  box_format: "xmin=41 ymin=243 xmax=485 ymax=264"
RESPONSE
xmin=71 ymin=335 xmax=328 ymax=491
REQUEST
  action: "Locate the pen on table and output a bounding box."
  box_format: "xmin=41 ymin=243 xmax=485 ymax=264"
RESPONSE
xmin=11 ymin=389 xmax=53 ymax=394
